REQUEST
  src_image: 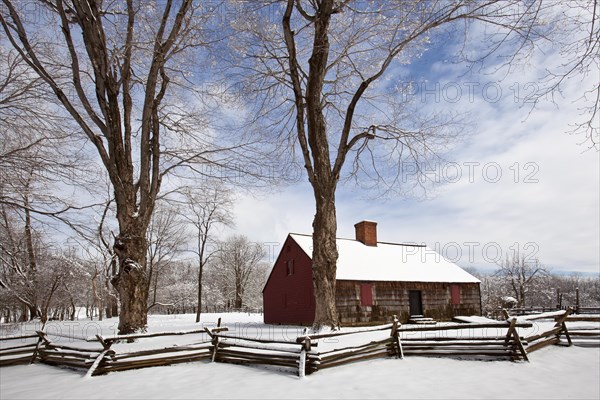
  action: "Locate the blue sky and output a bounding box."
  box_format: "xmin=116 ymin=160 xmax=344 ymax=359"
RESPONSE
xmin=8 ymin=2 xmax=596 ymax=277
xmin=222 ymin=13 xmax=600 ymax=276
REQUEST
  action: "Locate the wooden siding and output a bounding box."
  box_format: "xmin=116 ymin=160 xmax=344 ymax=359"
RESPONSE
xmin=263 ymin=236 xmax=482 ymax=327
xmin=263 ymin=236 xmax=315 ymax=325
xmin=336 ymin=280 xmax=481 ymax=325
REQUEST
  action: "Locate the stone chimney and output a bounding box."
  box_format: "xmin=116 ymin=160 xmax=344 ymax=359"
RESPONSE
xmin=354 ymin=221 xmax=378 ymax=246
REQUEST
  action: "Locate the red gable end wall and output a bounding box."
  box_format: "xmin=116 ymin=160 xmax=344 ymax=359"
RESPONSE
xmin=263 ymin=236 xmax=315 ymax=325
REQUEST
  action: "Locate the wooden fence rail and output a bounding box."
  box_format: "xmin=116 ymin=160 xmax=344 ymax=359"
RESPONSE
xmin=0 ymin=318 xmax=536 ymax=377
xmin=0 ymin=334 xmax=38 ymax=366
xmin=509 ymin=308 xmax=573 ymax=354
xmin=303 ymin=316 xmax=403 ymax=374
xmin=208 ymin=323 xmax=314 ymax=377
xmin=1 ymin=309 xmax=597 ymax=378
xmin=506 ymin=307 xmax=600 ymax=350
xmin=0 ymin=327 xmax=216 ymax=377
xmin=557 ymin=314 xmax=600 ymax=348
xmin=93 ymin=344 xmax=212 ymax=375
xmin=575 ymin=307 xmax=600 ymax=314
xmin=87 ymin=326 xmax=216 ymax=376
xmin=490 ymin=304 xmax=600 ymax=319
xmin=400 ymin=318 xmax=530 ymax=361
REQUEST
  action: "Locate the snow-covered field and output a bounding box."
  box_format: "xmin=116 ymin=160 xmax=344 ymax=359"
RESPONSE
xmin=1 ymin=313 xmax=599 ymax=400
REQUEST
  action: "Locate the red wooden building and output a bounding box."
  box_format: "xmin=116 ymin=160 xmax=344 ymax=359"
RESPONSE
xmin=263 ymin=221 xmax=481 ymax=326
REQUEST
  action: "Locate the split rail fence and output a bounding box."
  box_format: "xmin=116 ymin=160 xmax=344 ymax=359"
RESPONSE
xmin=562 ymin=315 xmax=600 ymax=348
xmin=398 ymin=318 xmax=530 ymax=361
xmin=516 ymin=308 xmax=574 ymax=354
xmin=0 ymin=309 xmax=597 ymax=378
xmin=0 ymin=334 xmax=38 ymax=366
xmin=499 ymin=307 xmax=600 ymax=351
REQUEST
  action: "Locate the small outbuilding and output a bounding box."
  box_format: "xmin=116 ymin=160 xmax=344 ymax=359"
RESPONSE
xmin=263 ymin=221 xmax=481 ymax=326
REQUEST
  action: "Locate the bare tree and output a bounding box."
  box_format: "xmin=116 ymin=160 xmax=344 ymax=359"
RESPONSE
xmin=159 ymin=261 xmax=197 ymax=314
xmin=532 ymin=1 xmax=599 ymax=148
xmin=216 ymin=235 xmax=266 ymax=310
xmin=231 ymin=1 xmax=597 ymax=329
xmin=90 ymin=198 xmax=120 ymax=319
xmin=0 ymin=1 xmax=231 ymax=333
xmin=1 ymin=48 xmax=111 ymax=319
xmin=145 ymin=201 xmax=187 ymax=312
xmin=0 ymin=202 xmax=88 ymax=322
xmin=180 ymin=184 xmax=234 ymax=322
xmin=1 ymin=42 xmax=93 ymax=221
xmin=0 ymin=44 xmax=64 ymax=179
xmin=0 ymin=203 xmax=40 ymax=319
xmin=494 ymin=253 xmax=549 ymax=308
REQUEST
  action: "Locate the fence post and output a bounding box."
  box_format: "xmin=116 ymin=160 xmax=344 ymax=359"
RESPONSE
xmin=81 ymin=334 xmax=114 ymax=378
xmin=506 ymin=318 xmax=528 ymax=362
xmin=390 ymin=315 xmax=403 ymax=359
xmin=554 ymin=307 xmax=573 ymax=346
xmin=95 ymin=334 xmax=111 ymax=350
xmin=575 ymin=289 xmax=580 ymax=314
xmin=30 ymin=330 xmax=48 ymax=364
xmin=85 ymin=350 xmax=112 ymax=378
xmin=298 ymin=335 xmax=310 ymax=378
xmin=210 ymin=318 xmax=222 ymax=363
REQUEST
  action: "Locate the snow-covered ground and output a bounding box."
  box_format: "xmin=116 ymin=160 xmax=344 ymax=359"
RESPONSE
xmin=1 ymin=313 xmax=599 ymax=400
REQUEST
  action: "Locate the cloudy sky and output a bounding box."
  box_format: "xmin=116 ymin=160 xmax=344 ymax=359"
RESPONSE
xmin=11 ymin=2 xmax=595 ymax=277
xmin=223 ymin=23 xmax=600 ymax=276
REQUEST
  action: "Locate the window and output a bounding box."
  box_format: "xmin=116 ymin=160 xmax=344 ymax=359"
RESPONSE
xmin=286 ymin=260 xmax=294 ymax=276
xmin=451 ymin=285 xmax=461 ymax=305
xmin=360 ymin=283 xmax=373 ymax=306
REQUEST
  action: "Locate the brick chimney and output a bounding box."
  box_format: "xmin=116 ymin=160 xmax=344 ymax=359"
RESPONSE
xmin=354 ymin=221 xmax=378 ymax=246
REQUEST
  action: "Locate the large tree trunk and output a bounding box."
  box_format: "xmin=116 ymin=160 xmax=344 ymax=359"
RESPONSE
xmin=311 ymin=187 xmax=340 ymax=330
xmin=1 ymin=0 xmax=192 ymax=335
xmin=27 ymin=304 xmax=38 ymax=321
xmin=285 ymin=0 xmax=340 ymax=330
xmin=235 ymin=282 xmax=243 ymax=309
xmin=112 ymin=226 xmax=149 ymax=334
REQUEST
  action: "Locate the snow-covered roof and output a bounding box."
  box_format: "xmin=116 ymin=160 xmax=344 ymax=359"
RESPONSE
xmin=289 ymin=233 xmax=480 ymax=283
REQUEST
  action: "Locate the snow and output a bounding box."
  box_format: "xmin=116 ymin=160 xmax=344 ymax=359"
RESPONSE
xmin=290 ymin=233 xmax=480 ymax=283
xmin=1 ymin=313 xmax=599 ymax=399
xmin=518 ymin=310 xmax=571 ymax=320
xmin=1 ymin=348 xmax=597 ymax=400
xmin=451 ymin=315 xmax=505 ymax=323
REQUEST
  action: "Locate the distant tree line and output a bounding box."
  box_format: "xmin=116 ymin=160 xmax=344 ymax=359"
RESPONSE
xmin=0 ymin=196 xmax=270 ymax=323
xmin=474 ymin=254 xmax=600 ymax=317
xmin=1 ymin=0 xmax=596 ymax=333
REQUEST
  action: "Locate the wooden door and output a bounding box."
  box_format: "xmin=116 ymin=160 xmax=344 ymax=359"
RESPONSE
xmin=408 ymin=290 xmax=423 ymax=316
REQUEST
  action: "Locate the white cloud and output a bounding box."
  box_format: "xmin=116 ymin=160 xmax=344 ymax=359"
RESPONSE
xmin=227 ymin=32 xmax=599 ymax=276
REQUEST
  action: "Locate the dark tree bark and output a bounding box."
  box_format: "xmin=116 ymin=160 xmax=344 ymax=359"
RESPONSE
xmin=311 ymin=187 xmax=340 ymax=327
xmin=276 ymin=0 xmax=570 ymax=329
xmin=1 ymin=0 xmax=194 ymax=333
xmin=282 ymin=0 xmax=343 ymax=329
